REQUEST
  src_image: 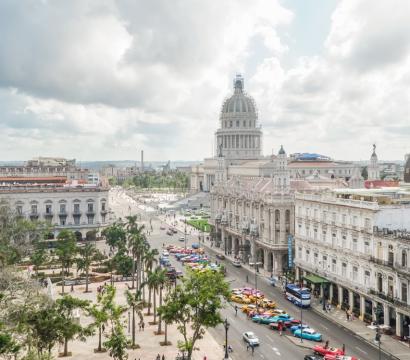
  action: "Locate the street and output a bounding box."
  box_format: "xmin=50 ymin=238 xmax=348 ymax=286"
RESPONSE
xmin=110 ymin=189 xmax=393 ymax=360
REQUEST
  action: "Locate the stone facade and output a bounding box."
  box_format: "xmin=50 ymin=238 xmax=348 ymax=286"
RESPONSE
xmin=294 ymin=190 xmax=410 ymax=338
xmin=0 ymin=185 xmax=110 ymax=240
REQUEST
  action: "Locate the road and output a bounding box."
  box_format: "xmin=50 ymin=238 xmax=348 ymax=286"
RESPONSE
xmin=109 ymin=189 xmax=392 ymax=360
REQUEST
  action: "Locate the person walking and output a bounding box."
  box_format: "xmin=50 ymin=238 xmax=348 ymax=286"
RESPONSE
xmin=251 ymin=343 xmax=255 ymax=355
xmin=278 ymin=321 xmax=283 ymax=336
xmin=142 ymin=322 xmax=145 ymax=331
xmin=234 ymin=305 xmax=238 ymax=316
xmin=156 ymin=354 xmax=160 ymax=360
xmin=345 ymin=309 xmax=349 ymax=321
xmin=162 ymin=355 xmax=165 ymax=360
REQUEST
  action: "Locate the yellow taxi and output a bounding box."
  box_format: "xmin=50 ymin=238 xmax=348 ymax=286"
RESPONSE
xmin=230 ymin=294 xmax=251 ymax=304
xmin=259 ymin=298 xmax=276 ymax=309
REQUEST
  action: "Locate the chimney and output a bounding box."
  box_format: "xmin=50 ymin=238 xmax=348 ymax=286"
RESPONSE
xmin=141 ymin=150 xmax=144 ymax=171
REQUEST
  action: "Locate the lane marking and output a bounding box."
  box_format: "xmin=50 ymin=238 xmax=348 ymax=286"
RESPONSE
xmin=355 ymin=346 xmax=367 ymax=355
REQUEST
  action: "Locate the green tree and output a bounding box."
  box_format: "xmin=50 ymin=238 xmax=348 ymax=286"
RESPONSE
xmin=156 ymin=268 xmax=167 ymax=334
xmin=142 ymin=248 xmax=158 ymax=304
xmin=55 ymin=295 xmax=93 ymax=357
xmin=103 ymin=223 xmax=126 ymax=254
xmin=55 ymin=230 xmax=77 ymax=294
xmin=147 ymin=266 xmax=166 ymax=324
xmin=29 ymin=242 xmax=49 ymax=280
xmin=158 ymin=270 xmax=230 ymax=360
xmin=0 ymin=324 xmax=20 ymax=358
xmin=104 ymin=323 xmax=129 ymax=360
xmin=125 ymin=216 xmax=146 ymax=290
xmin=89 ymin=290 xmax=111 ymax=352
xmin=76 ymin=243 xmax=97 ymax=292
xmin=113 ymin=252 xmax=133 ymax=277
xmin=361 ymin=166 xmax=368 ymax=180
xmin=125 ymin=289 xmax=143 ymax=349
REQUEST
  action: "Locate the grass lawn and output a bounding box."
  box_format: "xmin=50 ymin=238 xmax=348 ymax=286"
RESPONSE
xmin=187 ymin=218 xmax=210 ymax=232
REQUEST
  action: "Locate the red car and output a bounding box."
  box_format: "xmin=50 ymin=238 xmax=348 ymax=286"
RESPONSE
xmin=313 ymin=345 xmax=344 ymax=357
xmin=324 ymin=356 xmax=358 ymax=360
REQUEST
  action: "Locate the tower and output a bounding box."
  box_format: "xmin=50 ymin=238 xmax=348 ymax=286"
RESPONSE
xmin=368 ymin=144 xmax=380 ymax=180
xmin=272 ymin=145 xmax=290 ymax=193
xmin=214 ymin=74 xmax=263 ymax=160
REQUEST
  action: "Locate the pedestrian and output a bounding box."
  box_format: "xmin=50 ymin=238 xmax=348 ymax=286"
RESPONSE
xmin=142 ymin=322 xmax=145 ymax=331
xmin=246 ymin=274 xmax=249 ymax=283
xmin=251 ymin=344 xmax=255 ymax=355
xmin=71 ymin=284 xmax=74 ymax=292
xmin=278 ymin=321 xmax=283 ymax=336
xmin=246 ymin=344 xmax=249 ymax=351
xmin=345 ymin=309 xmax=349 ymax=321
xmin=138 ymin=322 xmax=142 ymax=331
xmin=324 ymin=340 xmax=329 ymax=349
xmin=235 ymin=305 xmax=238 ymax=316
xmin=156 ymin=354 xmax=160 ymax=360
xmin=162 ymin=355 xmax=165 ymax=360
xmin=203 ymin=356 xmax=207 ymax=360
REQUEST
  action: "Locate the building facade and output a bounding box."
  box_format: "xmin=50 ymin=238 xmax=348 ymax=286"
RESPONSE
xmin=294 ymin=189 xmax=410 ymax=338
xmin=0 ymin=184 xmax=110 ymax=240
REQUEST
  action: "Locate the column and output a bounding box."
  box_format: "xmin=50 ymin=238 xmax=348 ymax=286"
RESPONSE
xmin=348 ymin=290 xmax=354 ymax=310
xmin=372 ymin=300 xmax=378 ymax=323
xmin=383 ymin=303 xmax=390 ymax=326
xmin=396 ymin=311 xmax=403 ymax=337
xmin=338 ymin=285 xmax=343 ymax=309
xmin=264 ymin=249 xmax=269 ymax=272
xmin=359 ymin=295 xmax=366 ymax=321
xmin=221 ymin=229 xmax=226 ymax=254
xmin=329 ymin=284 xmax=334 ymax=303
xmin=280 ymin=209 xmax=286 ymax=244
xmin=295 ymin=267 xmax=300 ymax=281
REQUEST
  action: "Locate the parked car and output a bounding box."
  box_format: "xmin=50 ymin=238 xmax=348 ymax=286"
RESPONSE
xmin=313 ymin=345 xmax=344 ymax=357
xmin=166 ymin=230 xmax=173 ymax=236
xmin=290 ymin=324 xmax=309 ymax=333
xmin=216 ymin=254 xmax=225 ymax=260
xmin=324 ymin=356 xmax=358 ymax=360
xmin=179 ymin=236 xmax=185 ymax=242
xmin=304 ymin=356 xmax=321 ymax=360
xmin=232 ymin=260 xmax=241 ymax=267
xmin=242 ymin=331 xmax=260 ymax=346
xmin=160 ymin=225 xmax=166 ymax=230
xmin=293 ymin=328 xmax=322 ymax=341
xmin=172 ymin=228 xmax=178 ymax=233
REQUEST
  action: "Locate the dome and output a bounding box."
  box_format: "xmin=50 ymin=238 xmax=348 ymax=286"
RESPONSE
xmin=221 ymin=75 xmax=257 ymax=115
xmin=278 ymin=145 xmax=286 ymax=155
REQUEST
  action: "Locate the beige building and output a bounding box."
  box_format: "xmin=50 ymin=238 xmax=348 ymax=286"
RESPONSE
xmin=294 ymin=188 xmax=410 ymax=338
xmin=0 ymin=183 xmax=110 ymax=240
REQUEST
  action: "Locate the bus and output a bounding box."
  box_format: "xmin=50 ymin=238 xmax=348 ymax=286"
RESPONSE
xmin=285 ymin=284 xmax=311 ymax=308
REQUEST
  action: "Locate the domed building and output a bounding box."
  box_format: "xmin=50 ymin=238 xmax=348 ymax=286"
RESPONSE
xmin=215 ymin=74 xmax=263 ymax=160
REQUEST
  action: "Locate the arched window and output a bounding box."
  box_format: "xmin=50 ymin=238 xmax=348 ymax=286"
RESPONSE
xmin=402 ymin=250 xmax=407 ymax=267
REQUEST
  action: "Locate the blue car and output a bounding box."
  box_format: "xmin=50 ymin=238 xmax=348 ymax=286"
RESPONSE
xmin=290 ymin=324 xmax=309 ymax=333
xmin=293 ymin=328 xmax=322 ymax=341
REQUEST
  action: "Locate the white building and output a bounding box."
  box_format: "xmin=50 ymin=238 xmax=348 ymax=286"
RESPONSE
xmin=368 ymin=144 xmax=380 ymax=180
xmin=294 ymin=188 xmax=410 ymax=338
xmin=0 ymin=183 xmax=109 ymax=240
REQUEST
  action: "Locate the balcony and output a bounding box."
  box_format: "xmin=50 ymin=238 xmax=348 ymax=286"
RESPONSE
xmin=370 ymin=256 xmax=394 ymax=268
xmin=58 ymin=211 xmax=67 ymax=216
xmin=73 ymin=211 xmax=82 ymax=216
xmin=44 ymin=212 xmax=53 ymax=218
xmin=394 ymin=262 xmax=410 ymax=275
xmin=86 ymin=210 xmax=95 ymax=215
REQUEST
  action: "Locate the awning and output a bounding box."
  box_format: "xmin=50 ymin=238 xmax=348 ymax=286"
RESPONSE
xmin=303 ymin=274 xmax=329 ymax=285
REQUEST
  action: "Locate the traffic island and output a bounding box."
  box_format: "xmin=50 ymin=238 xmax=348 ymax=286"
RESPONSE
xmin=285 ymin=335 xmax=317 ymax=350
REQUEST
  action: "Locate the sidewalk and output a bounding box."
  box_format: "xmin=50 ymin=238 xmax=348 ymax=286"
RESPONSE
xmin=162 ymin=216 xmax=410 ymax=360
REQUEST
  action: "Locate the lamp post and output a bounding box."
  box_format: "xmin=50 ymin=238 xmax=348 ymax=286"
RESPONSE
xmin=184 ymin=219 xmax=187 ymax=250
xmin=223 ymin=318 xmax=230 ymax=359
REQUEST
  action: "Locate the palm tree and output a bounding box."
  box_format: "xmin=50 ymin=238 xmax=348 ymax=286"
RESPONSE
xmin=125 ymin=289 xmax=144 ymax=349
xmin=156 ymin=268 xmax=167 ymax=335
xmin=142 ymin=248 xmax=158 ymax=304
xmin=76 ymin=243 xmax=97 ymax=292
xmin=89 ymin=294 xmax=109 ymax=352
xmin=56 ymin=230 xmax=77 ymax=294
xmin=148 ymin=266 xmax=166 ymax=325
xmin=161 ymin=279 xmax=174 ymax=345
xmin=125 ymin=216 xmax=146 ymax=290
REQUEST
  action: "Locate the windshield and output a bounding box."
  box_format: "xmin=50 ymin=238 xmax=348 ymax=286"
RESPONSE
xmin=247 ymin=333 xmax=256 ymax=339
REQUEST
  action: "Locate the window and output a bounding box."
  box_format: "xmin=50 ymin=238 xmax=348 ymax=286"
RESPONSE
xmin=243 ymin=120 xmax=246 ymax=127
xmin=229 ymin=121 xmax=232 ymax=127
xmin=87 ymin=216 xmax=94 ymax=225
xmin=352 ymin=216 xmax=357 ymax=227
xmin=388 ymin=245 xmax=394 ymax=266
xmin=314 ymin=253 xmax=318 ymax=263
xmin=87 ymin=203 xmax=94 ymax=213
xmin=60 ymin=204 xmax=66 ymax=214
xmin=342 ymin=235 xmax=346 ymax=248
xmin=236 ymin=120 xmax=239 ymax=127
xmin=31 ymin=204 xmax=37 ymax=214
xmin=314 ymin=209 xmax=318 ymax=220
xmin=402 ymin=283 xmax=408 ymax=303
xmin=298 ymin=247 xmax=302 ymax=259
xmin=402 ymin=250 xmax=407 ymax=267
xmin=101 ymin=202 xmax=106 ymax=211
xmin=332 ymin=259 xmax=336 ymax=273
xmin=322 ymin=211 xmax=327 ymax=222
xmin=364 ymin=218 xmax=371 ymax=230
xmin=60 ymin=218 xmax=66 ymax=226
xmin=388 ymin=276 xmax=394 ymax=297
xmin=364 ymin=241 xmax=370 ymax=254
xmin=305 ymin=249 xmax=310 ymax=262
xmin=16 ymin=206 xmax=23 ymax=215
xmin=74 ymin=216 xmax=80 ymax=225
xmin=313 ymin=228 xmax=318 ymax=240
xmin=352 ymin=238 xmax=358 ymax=252
xmin=364 ymin=270 xmax=370 ymax=286
xmin=322 ymin=256 xmax=327 ymax=270
xmin=352 ymin=266 xmax=358 ymax=281
xmin=342 ymin=263 xmax=347 ymax=277
xmin=102 ymin=214 xmax=106 ymax=223
xmin=45 ymin=204 xmax=52 ymax=214
xmin=322 ymin=231 xmax=327 ymax=242
xmin=342 ymin=214 xmax=346 ymax=224
xmin=74 ymin=203 xmax=80 ymax=214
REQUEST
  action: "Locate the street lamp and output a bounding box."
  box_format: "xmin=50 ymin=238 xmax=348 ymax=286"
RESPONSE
xmin=223 ymin=318 xmax=230 ymax=359
xmin=184 ymin=218 xmax=187 ymax=250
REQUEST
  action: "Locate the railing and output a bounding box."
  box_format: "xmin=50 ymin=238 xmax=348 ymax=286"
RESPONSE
xmin=370 ymin=257 xmax=394 ymax=267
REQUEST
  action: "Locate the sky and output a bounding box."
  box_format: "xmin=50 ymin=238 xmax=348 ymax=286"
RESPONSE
xmin=0 ymin=0 xmax=410 ymax=162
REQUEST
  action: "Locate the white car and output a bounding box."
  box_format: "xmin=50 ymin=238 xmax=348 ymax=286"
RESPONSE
xmin=242 ymin=331 xmax=260 ymax=346
xmin=232 ymin=260 xmax=242 ymax=267
xmin=162 ymin=251 xmax=169 ymax=257
xmin=179 ymin=236 xmax=185 ymax=242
